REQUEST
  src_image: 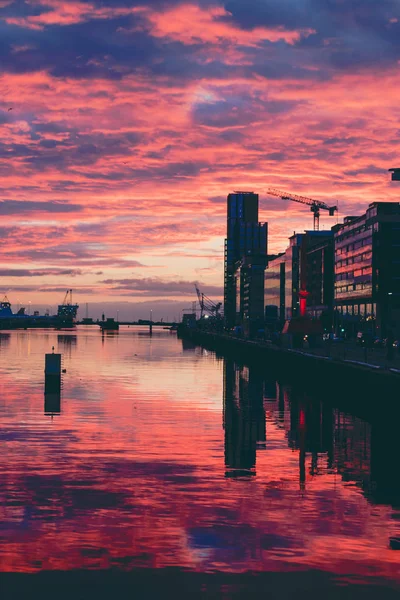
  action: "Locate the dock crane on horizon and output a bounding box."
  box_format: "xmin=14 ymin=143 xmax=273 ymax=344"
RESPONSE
xmin=195 ymin=285 xmax=222 ymax=320
xmin=267 ymin=187 xmax=338 ymax=231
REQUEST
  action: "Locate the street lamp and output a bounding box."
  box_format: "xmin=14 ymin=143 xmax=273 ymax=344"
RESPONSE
xmin=388 ymin=293 xmax=393 ymax=334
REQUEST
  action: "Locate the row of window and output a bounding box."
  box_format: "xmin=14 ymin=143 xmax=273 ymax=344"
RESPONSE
xmin=336 ymin=251 xmax=372 ymax=267
xmin=335 ymin=222 xmax=370 ymax=243
xmin=336 ymin=303 xmax=376 ymax=317
xmin=335 ymin=236 xmax=372 ymax=256
xmin=336 ymin=282 xmax=373 ymax=295
xmin=336 ymin=267 xmax=372 ymax=281
xmin=336 ymin=221 xmax=380 ymax=242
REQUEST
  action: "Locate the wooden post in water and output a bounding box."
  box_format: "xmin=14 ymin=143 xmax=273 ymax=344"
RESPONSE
xmin=45 ymin=350 xmax=61 ymax=376
xmin=44 ymin=348 xmax=62 ymax=416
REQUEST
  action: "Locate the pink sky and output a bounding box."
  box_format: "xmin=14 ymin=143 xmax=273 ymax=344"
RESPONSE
xmin=0 ymin=0 xmax=400 ymax=317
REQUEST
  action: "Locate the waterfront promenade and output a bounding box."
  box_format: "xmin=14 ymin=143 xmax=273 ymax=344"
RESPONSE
xmin=290 ymin=339 xmax=400 ymax=372
xmin=183 ymin=328 xmax=400 ymax=370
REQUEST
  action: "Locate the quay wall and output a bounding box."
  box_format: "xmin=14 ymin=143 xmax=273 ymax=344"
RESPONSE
xmin=179 ymin=328 xmax=400 ymax=421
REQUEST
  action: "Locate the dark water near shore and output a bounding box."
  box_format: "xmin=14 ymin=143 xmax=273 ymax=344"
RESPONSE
xmin=0 ymin=327 xmax=399 ymax=597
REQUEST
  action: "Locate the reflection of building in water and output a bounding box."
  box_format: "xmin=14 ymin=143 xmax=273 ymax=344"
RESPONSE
xmin=280 ymin=389 xmax=335 ymax=488
xmin=286 ymin=391 xmax=334 ymax=453
xmin=223 ymin=360 xmax=266 ymax=477
xmin=0 ymin=333 xmax=10 ymax=348
xmin=284 ymin=394 xmax=396 ymax=503
xmin=263 ymin=379 xmax=277 ymax=402
xmin=181 ymin=339 xmax=197 ymax=352
xmin=334 ymin=411 xmax=371 ymax=489
xmin=333 ymin=412 xmax=400 ymax=504
xmin=224 ymin=363 xmax=398 ymax=500
xmin=370 ymin=422 xmax=400 ymax=504
xmin=264 ymin=382 xmax=291 ymax=434
xmin=57 ymin=334 xmax=77 ymax=357
xmin=57 ymin=334 xmax=77 ymax=346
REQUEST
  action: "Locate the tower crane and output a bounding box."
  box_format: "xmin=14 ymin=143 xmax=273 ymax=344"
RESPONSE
xmin=195 ymin=285 xmax=222 ymax=319
xmin=267 ymin=187 xmax=337 ymax=231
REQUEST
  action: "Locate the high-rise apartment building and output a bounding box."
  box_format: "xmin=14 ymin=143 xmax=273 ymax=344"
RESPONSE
xmin=224 ymin=192 xmax=267 ymax=328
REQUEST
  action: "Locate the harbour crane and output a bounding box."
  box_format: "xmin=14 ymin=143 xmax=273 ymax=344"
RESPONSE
xmin=57 ymin=289 xmax=79 ymax=321
xmin=194 ymin=285 xmax=222 ymax=320
xmin=389 ymin=168 xmax=400 ymax=181
xmin=267 ymin=187 xmax=338 ymax=231
xmin=62 ymin=289 xmax=73 ymax=306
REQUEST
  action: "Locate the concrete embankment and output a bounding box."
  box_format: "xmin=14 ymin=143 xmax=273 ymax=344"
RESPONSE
xmin=179 ymin=328 xmax=400 ymax=420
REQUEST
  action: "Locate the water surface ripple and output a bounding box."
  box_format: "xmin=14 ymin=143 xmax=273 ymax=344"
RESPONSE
xmin=0 ymin=327 xmax=399 ymax=595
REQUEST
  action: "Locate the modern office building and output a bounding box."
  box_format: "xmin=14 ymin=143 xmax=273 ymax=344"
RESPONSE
xmin=224 ymin=192 xmax=267 ymax=328
xmin=264 ymin=253 xmax=286 ymax=328
xmin=333 ymin=202 xmax=400 ymax=337
xmin=264 ymin=231 xmax=333 ymax=327
xmin=234 ymin=254 xmax=268 ymax=333
xmin=306 ymin=234 xmax=334 ymax=325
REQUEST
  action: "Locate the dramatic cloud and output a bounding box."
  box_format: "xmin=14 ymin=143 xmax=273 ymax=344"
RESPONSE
xmin=0 ymin=200 xmax=83 ymax=214
xmin=0 ymin=0 xmax=399 ymax=313
xmin=101 ymin=276 xmax=223 ymax=296
xmin=0 ymin=268 xmax=82 ymax=276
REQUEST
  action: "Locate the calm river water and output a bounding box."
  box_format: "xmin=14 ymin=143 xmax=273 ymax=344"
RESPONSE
xmin=0 ymin=327 xmax=399 ymax=598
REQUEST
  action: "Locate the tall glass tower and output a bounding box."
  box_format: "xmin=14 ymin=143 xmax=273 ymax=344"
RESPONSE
xmin=224 ymin=192 xmax=267 ymax=328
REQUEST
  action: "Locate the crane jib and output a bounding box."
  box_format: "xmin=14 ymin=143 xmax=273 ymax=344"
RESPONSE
xmin=266 ymin=187 xmax=337 ymax=230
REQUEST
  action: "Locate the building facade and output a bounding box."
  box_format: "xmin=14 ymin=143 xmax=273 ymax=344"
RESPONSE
xmin=234 ymin=254 xmax=268 ymax=334
xmin=333 ymin=202 xmax=400 ymax=337
xmin=306 ymin=234 xmax=334 ymax=325
xmin=264 ymin=231 xmax=333 ymax=328
xmin=224 ymin=192 xmax=267 ymax=328
xmin=264 ymin=253 xmax=286 ymax=327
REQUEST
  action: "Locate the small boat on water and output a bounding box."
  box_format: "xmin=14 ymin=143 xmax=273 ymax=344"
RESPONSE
xmin=99 ymin=317 xmax=119 ymax=331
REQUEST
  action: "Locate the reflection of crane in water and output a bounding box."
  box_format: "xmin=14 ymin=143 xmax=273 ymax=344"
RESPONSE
xmin=267 ymin=187 xmax=338 ymax=231
xmin=195 ymin=284 xmax=222 ymax=320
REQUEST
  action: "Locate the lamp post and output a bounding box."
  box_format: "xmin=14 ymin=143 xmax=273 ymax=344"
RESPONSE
xmin=388 ymin=292 xmax=393 ymax=334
